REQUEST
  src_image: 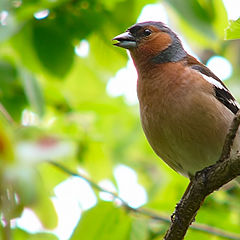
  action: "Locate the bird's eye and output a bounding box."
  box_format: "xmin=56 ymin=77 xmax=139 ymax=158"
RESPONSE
xmin=143 ymin=29 xmax=152 ymax=36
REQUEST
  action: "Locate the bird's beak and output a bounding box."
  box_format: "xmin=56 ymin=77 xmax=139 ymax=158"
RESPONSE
xmin=112 ymin=31 xmax=137 ymax=49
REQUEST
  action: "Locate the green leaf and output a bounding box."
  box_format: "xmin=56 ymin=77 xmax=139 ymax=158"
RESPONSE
xmin=83 ymin=139 xmax=113 ymax=180
xmin=10 ymin=23 xmax=42 ymax=73
xmin=166 ymin=0 xmax=216 ymax=39
xmin=0 ymin=12 xmax=19 ymax=42
xmin=212 ymin=0 xmax=228 ymax=38
xmin=130 ymin=218 xmax=149 ymax=240
xmin=70 ymin=202 xmax=132 ymax=240
xmin=19 ymin=68 xmax=45 ymax=117
xmin=0 ymin=60 xmax=27 ymax=120
xmin=225 ymin=18 xmax=240 ymax=40
xmin=12 ymin=228 xmax=59 ymax=240
xmin=32 ymin=19 xmax=74 ymax=77
xmin=37 ymin=162 xmax=70 ymax=192
xmin=28 ymin=232 xmax=59 ymax=240
xmin=31 ymin=182 xmax=58 ymax=229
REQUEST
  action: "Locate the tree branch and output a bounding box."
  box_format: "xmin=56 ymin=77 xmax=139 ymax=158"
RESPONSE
xmin=164 ymin=111 xmax=240 ymax=240
xmin=48 ymin=160 xmax=240 ymax=240
xmin=219 ymin=111 xmax=240 ymax=161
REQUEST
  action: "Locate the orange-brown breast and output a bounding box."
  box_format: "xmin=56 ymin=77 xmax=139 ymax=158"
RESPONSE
xmin=136 ymin=61 xmax=235 ymax=176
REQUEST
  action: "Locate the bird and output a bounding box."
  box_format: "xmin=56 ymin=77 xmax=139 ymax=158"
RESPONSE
xmin=112 ymin=21 xmax=240 ymax=178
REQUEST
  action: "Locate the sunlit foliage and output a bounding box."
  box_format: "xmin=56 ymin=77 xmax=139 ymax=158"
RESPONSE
xmin=0 ymin=0 xmax=240 ymax=239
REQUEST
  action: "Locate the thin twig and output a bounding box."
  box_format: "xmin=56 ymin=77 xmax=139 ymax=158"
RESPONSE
xmin=190 ymin=222 xmax=240 ymax=240
xmin=135 ymin=208 xmax=240 ymax=240
xmin=48 ymin=160 xmax=240 ymax=240
xmin=48 ymin=161 xmax=130 ymax=207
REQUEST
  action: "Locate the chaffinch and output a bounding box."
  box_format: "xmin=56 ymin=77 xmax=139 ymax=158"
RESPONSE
xmin=113 ymin=21 xmax=240 ymax=178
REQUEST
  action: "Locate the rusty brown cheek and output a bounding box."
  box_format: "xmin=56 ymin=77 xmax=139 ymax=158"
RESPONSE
xmin=130 ymin=32 xmax=172 ymax=67
xmin=140 ymin=32 xmax=171 ymax=55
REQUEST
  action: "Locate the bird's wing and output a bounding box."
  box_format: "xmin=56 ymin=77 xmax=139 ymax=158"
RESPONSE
xmin=186 ymin=56 xmax=239 ymax=114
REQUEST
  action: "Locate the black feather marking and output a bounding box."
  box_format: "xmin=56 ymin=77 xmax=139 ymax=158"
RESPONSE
xmin=191 ymin=64 xmax=239 ymax=114
xmin=151 ymin=35 xmax=187 ymax=63
xmin=214 ymin=87 xmax=239 ymax=114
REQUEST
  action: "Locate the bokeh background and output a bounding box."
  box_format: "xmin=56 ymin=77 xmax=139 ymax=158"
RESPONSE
xmin=1 ymin=0 xmax=240 ymax=239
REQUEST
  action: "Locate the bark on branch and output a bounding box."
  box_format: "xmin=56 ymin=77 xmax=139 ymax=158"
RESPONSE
xmin=164 ymin=110 xmax=240 ymax=240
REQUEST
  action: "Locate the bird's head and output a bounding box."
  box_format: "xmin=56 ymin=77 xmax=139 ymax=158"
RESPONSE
xmin=113 ymin=21 xmax=186 ymax=66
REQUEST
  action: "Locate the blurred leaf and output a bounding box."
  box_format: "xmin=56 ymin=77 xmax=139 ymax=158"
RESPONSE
xmin=12 ymin=228 xmax=59 ymax=240
xmin=0 ymin=12 xmax=19 ymax=42
xmin=212 ymin=0 xmax=228 ymax=38
xmin=225 ymin=18 xmax=240 ymax=40
xmin=165 ymin=0 xmax=229 ymax=50
xmin=12 ymin=228 xmax=30 ymax=239
xmin=31 ymin=182 xmax=58 ymax=229
xmin=0 ymin=115 xmax=14 ymax=163
xmin=88 ymin=29 xmax=128 ymax=78
xmin=186 ymin=229 xmax=215 ymax=240
xmin=101 ymin=0 xmax=127 ymax=10
xmin=0 ymin=183 xmax=23 ymax=221
xmin=53 ymin=1 xmax=106 ymax=40
xmin=38 ymin=162 xmax=70 ymax=192
xmin=166 ymin=0 xmax=216 ymax=39
xmin=32 ymin=19 xmax=74 ymax=77
xmin=20 ymin=68 xmax=45 ymax=117
xmin=10 ymin=23 xmax=44 ymax=74
xmin=82 ymin=137 xmax=112 ymax=180
xmin=0 ymin=60 xmax=17 ymax=83
xmin=130 ymin=218 xmax=149 ymax=240
xmin=5 ymin=166 xmax=39 ymax=206
xmin=0 ymin=61 xmax=27 ymax=120
xmin=1 ymin=0 xmax=240 ymax=239
xmin=63 ymin=58 xmax=107 ymax=108
xmin=70 ymin=201 xmax=132 ymax=240
xmin=27 ymin=232 xmax=59 ymax=240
